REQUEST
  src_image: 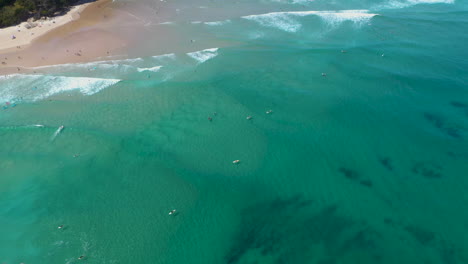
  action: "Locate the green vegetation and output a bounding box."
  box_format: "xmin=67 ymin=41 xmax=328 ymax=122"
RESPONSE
xmin=0 ymin=0 xmax=82 ymax=28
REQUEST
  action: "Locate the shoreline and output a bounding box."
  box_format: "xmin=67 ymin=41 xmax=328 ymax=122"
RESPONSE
xmin=0 ymin=0 xmax=131 ymax=75
xmin=0 ymin=2 xmax=94 ymax=52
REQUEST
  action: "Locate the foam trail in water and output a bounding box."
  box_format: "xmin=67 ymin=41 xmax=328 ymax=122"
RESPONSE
xmin=187 ymin=48 xmax=219 ymax=64
xmin=242 ymin=10 xmax=377 ymax=32
xmin=50 ymin=125 xmax=64 ymax=142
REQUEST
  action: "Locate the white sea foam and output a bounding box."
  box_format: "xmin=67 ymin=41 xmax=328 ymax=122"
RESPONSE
xmin=243 ymin=12 xmax=301 ymax=32
xmin=204 ymin=20 xmax=231 ymax=26
xmin=34 ymin=57 xmax=144 ymax=71
xmin=242 ymin=10 xmax=377 ymax=32
xmin=41 ymin=76 xmax=120 ymax=97
xmin=105 ymin=57 xmax=144 ymax=64
xmin=137 ymin=66 xmax=162 ymax=72
xmin=314 ymin=10 xmax=377 ymax=27
xmin=151 ymin=53 xmax=176 ymax=63
xmin=374 ymin=0 xmax=454 ymax=10
xmin=0 ymin=74 xmax=20 ymax=81
xmin=186 ymin=48 xmax=219 ymax=64
xmin=0 ymin=75 xmax=120 ymax=102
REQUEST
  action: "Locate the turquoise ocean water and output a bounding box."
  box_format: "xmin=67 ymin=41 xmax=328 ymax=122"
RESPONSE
xmin=1 ymin=0 xmax=468 ymax=263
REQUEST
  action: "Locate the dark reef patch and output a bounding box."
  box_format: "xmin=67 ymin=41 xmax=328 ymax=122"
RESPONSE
xmin=386 ymin=219 xmax=466 ymax=263
xmin=424 ymin=113 xmax=463 ymax=139
xmin=412 ymin=162 xmax=443 ymax=179
xmin=339 ymin=167 xmax=360 ymax=180
xmin=339 ymin=167 xmax=373 ymax=188
xmin=359 ymin=179 xmax=373 ymax=187
xmin=224 ymin=196 xmax=382 ymax=264
xmin=404 ymin=225 xmax=436 ymax=246
xmin=339 ymin=227 xmax=379 ymax=252
xmin=450 ymin=101 xmax=468 ymax=109
xmin=446 ymin=151 xmax=457 ymax=158
xmin=379 ymin=157 xmax=394 ymax=171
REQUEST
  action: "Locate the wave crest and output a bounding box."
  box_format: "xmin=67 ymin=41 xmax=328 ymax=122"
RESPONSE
xmin=187 ymin=48 xmax=219 ymax=64
xmin=374 ymin=0 xmax=454 ymax=10
xmin=242 ymin=10 xmax=378 ymax=32
xmin=0 ymin=75 xmax=120 ymax=102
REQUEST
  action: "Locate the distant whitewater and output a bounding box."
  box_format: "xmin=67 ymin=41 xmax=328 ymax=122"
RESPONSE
xmin=187 ymin=48 xmax=219 ymax=64
xmin=0 ymin=48 xmax=220 ymax=103
xmin=242 ymin=10 xmax=378 ymax=32
xmin=0 ymin=75 xmax=120 ymax=102
xmin=372 ymin=0 xmax=455 ymax=10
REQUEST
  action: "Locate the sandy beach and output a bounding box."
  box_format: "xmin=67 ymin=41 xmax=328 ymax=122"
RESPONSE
xmin=0 ymin=0 xmax=136 ymax=75
xmin=0 ymin=2 xmax=92 ymax=52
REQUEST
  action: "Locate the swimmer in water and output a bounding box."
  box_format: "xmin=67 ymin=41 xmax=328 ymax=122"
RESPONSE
xmin=321 ymin=73 xmax=327 ymax=77
xmin=208 ymin=117 xmax=212 ymax=121
xmin=78 ymin=256 xmax=85 ymax=260
xmin=246 ymin=116 xmax=252 ymax=120
xmin=58 ymin=225 xmax=64 ymax=229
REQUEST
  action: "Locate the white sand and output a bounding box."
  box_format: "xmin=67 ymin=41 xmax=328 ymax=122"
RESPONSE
xmin=0 ymin=3 xmax=92 ymax=52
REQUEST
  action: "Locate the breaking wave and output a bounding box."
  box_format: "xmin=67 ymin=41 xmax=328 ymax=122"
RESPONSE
xmin=137 ymin=66 xmax=163 ymax=72
xmin=0 ymin=74 xmax=120 ymax=102
xmin=204 ymin=20 xmax=231 ymax=26
xmin=0 ymin=47 xmax=222 ymax=104
xmin=186 ymin=48 xmax=219 ymax=64
xmin=242 ymin=10 xmax=378 ymax=32
xmin=373 ymin=0 xmax=455 ymax=10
